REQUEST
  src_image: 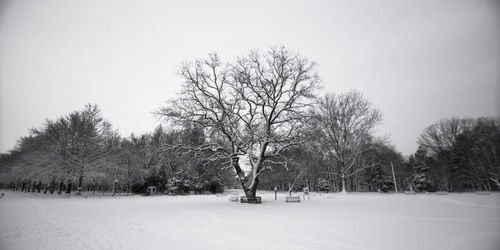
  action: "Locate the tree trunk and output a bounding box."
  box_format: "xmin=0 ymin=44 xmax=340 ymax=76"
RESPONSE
xmin=340 ymin=173 xmax=347 ymax=193
xmin=243 ymin=179 xmax=259 ymax=199
xmin=112 ymin=166 xmax=118 ymax=196
xmin=49 ymin=179 xmax=55 ymax=195
xmin=66 ymin=181 xmax=72 ymax=195
xmin=77 ymin=174 xmax=83 ymax=195
xmin=241 ymin=175 xmax=259 ymax=199
xmin=233 ymin=157 xmax=260 ymax=199
xmin=244 ymin=189 xmax=257 ymax=199
xmin=58 ymin=181 xmax=64 ymax=195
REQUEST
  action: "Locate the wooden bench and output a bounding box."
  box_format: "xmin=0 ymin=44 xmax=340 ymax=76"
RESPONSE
xmin=475 ymin=191 xmax=491 ymax=195
xmin=435 ymin=191 xmax=448 ymax=195
xmin=228 ymin=195 xmax=239 ymax=202
xmin=285 ymin=196 xmax=300 ymax=202
xmin=240 ymin=196 xmax=262 ymax=204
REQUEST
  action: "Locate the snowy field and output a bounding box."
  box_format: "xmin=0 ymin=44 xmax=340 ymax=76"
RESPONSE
xmin=1 ymin=190 xmax=499 ymax=250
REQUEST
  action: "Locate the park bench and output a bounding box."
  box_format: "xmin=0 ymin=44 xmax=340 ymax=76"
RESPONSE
xmin=240 ymin=196 xmax=262 ymax=204
xmin=228 ymin=194 xmax=239 ymax=202
xmin=285 ymin=196 xmax=300 ymax=202
xmin=404 ymin=191 xmax=416 ymax=195
xmin=435 ymin=191 xmax=448 ymax=195
xmin=475 ymin=191 xmax=491 ymax=195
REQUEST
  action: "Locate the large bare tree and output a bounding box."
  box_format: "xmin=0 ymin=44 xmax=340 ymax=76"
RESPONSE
xmin=311 ymin=90 xmax=382 ymax=193
xmin=157 ymin=47 xmax=319 ymax=198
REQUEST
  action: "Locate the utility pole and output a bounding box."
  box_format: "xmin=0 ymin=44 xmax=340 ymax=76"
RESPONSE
xmin=390 ymin=162 xmax=398 ymax=193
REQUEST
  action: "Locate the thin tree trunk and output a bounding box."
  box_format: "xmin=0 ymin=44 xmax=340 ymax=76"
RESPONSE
xmin=66 ymin=181 xmax=72 ymax=196
xmin=77 ymin=174 xmax=83 ymax=195
xmin=340 ymin=173 xmax=347 ymax=193
xmin=112 ymin=165 xmax=118 ymax=196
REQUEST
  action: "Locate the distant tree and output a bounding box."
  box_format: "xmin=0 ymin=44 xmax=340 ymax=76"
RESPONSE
xmin=418 ymin=118 xmax=474 ymax=191
xmin=449 ymin=118 xmax=500 ymax=191
xmin=316 ymin=177 xmax=330 ymax=192
xmin=417 ymin=117 xmax=500 ymax=191
xmin=360 ymin=142 xmax=403 ymax=192
xmin=364 ymin=164 xmax=392 ymax=192
xmin=279 ymin=146 xmax=316 ymax=195
xmin=311 ymin=90 xmax=383 ymax=193
xmin=410 ymin=146 xmax=434 ymax=192
xmin=469 ymin=118 xmax=500 ymax=190
xmin=135 ymin=124 xmax=231 ymax=194
xmin=256 ymin=142 xmax=325 ymax=192
xmin=32 ymin=104 xmax=117 ymax=193
xmin=157 ymin=47 xmax=320 ymax=199
xmin=114 ymin=134 xmax=150 ymax=194
xmin=0 ymin=133 xmax=55 ymax=186
xmin=418 ymin=118 xmax=473 ymax=154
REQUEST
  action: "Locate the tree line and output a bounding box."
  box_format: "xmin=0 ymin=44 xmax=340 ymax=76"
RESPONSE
xmin=0 ymin=105 xmax=234 ymax=195
xmin=1 ymin=47 xmax=498 ymax=197
xmin=414 ymin=117 xmax=500 ymax=192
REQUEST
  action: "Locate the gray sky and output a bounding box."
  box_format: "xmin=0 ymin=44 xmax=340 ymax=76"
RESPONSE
xmin=1 ymin=0 xmax=499 ymax=155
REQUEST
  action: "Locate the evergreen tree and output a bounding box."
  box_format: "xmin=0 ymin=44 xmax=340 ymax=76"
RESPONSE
xmin=411 ymin=146 xmax=434 ymax=192
xmin=316 ymin=178 xmax=330 ymax=192
xmin=365 ymin=164 xmax=393 ymax=192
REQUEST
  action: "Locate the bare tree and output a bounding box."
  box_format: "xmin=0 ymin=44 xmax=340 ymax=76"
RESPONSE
xmin=417 ymin=118 xmax=477 ymax=191
xmin=418 ymin=117 xmax=474 ymax=154
xmin=311 ymin=90 xmax=382 ymax=193
xmin=157 ymin=47 xmax=320 ymax=198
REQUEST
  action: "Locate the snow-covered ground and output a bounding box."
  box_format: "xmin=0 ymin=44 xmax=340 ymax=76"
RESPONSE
xmin=1 ymin=190 xmax=499 ymax=250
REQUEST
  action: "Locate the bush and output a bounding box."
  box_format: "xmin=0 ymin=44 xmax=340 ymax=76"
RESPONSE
xmin=205 ymin=180 xmax=224 ymax=194
xmin=317 ymin=178 xmax=330 ymax=192
xmin=131 ymin=183 xmax=146 ymax=194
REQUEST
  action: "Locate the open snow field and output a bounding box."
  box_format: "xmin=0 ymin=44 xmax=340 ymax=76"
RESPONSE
xmin=1 ymin=191 xmax=499 ymax=250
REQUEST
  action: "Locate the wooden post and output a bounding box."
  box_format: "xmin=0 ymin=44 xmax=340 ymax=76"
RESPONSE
xmin=390 ymin=162 xmax=398 ymax=193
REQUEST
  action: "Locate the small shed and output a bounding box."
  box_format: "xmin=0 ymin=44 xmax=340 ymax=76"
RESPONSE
xmin=147 ymin=186 xmax=157 ymax=195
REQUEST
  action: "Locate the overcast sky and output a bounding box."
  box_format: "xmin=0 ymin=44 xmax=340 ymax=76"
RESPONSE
xmin=1 ymin=0 xmax=499 ymax=155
